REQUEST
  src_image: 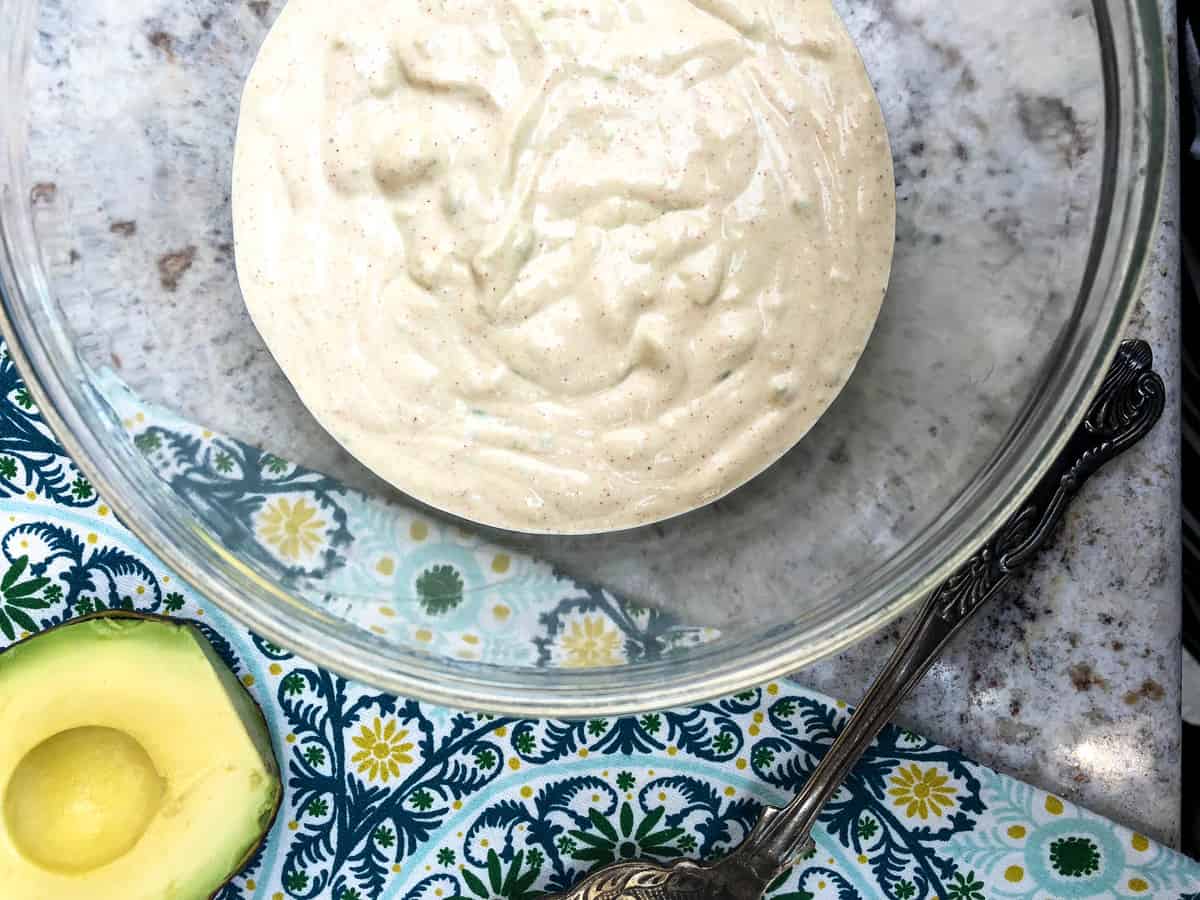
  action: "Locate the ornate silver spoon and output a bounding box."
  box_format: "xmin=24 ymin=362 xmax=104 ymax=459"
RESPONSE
xmin=545 ymin=339 xmax=1166 ymax=900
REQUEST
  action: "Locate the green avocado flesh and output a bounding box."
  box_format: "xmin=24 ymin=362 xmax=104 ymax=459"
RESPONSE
xmin=0 ymin=615 xmax=281 ymax=899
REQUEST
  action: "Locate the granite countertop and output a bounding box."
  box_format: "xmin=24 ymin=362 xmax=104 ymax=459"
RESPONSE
xmin=801 ymin=0 xmax=1184 ymax=846
xmin=20 ymin=0 xmax=1184 ymax=850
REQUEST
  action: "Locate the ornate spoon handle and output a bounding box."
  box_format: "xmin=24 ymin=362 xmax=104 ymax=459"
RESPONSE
xmin=711 ymin=339 xmax=1167 ymax=893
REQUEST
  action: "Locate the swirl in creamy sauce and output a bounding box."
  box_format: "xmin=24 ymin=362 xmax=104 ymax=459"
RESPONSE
xmin=233 ymin=0 xmax=896 ymax=533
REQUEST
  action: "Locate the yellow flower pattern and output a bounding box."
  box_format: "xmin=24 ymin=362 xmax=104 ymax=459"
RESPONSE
xmin=258 ymin=498 xmax=325 ymax=560
xmin=351 ymin=718 xmax=415 ymax=783
xmin=559 ymin=615 xmax=625 ymax=668
xmin=888 ymin=763 xmax=957 ymax=820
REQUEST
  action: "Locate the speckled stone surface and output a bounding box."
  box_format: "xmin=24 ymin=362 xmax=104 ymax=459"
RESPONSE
xmin=18 ymin=0 xmax=1182 ymax=847
xmin=800 ymin=1 xmax=1184 ymax=846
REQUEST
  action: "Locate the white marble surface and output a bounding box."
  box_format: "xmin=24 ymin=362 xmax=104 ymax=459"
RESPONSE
xmin=20 ymin=0 xmax=1183 ymax=846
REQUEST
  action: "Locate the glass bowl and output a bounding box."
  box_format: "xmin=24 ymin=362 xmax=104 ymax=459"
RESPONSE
xmin=0 ymin=0 xmax=1167 ymax=716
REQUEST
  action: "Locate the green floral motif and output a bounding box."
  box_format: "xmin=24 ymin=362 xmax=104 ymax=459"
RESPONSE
xmin=773 ymin=699 xmax=796 ymax=717
xmin=307 ymin=798 xmax=329 ymax=817
xmin=263 ymin=454 xmax=290 ymax=474
xmin=283 ymin=871 xmax=308 ymax=892
xmin=96 ymin=595 xmax=134 ymax=611
xmin=411 ymin=789 xmax=435 ymax=811
xmin=303 ymin=745 xmax=326 ymax=768
xmin=0 ymin=555 xmax=50 ymax=640
xmin=373 ymin=826 xmax=396 ymax=849
xmin=893 ymin=880 xmax=916 ymax=899
xmin=615 ymin=771 xmax=636 ymax=791
xmin=514 ymin=732 xmax=536 ymax=754
xmin=855 ymin=816 xmax=879 ymax=840
xmin=751 ymin=746 xmax=775 ymax=769
xmin=0 ymin=456 xmax=17 ymax=479
xmin=69 ymin=475 xmax=93 ymax=501
xmin=13 ymin=387 xmax=34 ymax=410
xmin=570 ymin=803 xmax=687 ymax=866
xmin=282 ymin=672 xmax=306 ymax=696
xmin=416 ymin=565 xmax=465 ymax=615
xmin=639 ymin=713 xmax=661 ymax=735
xmin=339 ymin=889 xmax=362 ymax=900
xmin=458 ymin=849 xmax=541 ymax=900
xmin=438 ymin=848 xmax=456 ymax=866
xmin=1050 ymin=835 xmax=1101 ymax=877
xmin=164 ymin=591 xmax=185 ymax=612
xmin=712 ymin=732 xmax=735 ymax=754
xmin=214 ymin=452 xmax=235 ymax=474
xmin=134 ymin=431 xmax=161 ymax=453
xmin=587 ymin=719 xmax=607 ymax=736
xmin=474 ymin=748 xmax=497 ymax=770
xmin=556 ymin=836 xmax=577 ymax=855
xmin=946 ymin=869 xmax=984 ymax=900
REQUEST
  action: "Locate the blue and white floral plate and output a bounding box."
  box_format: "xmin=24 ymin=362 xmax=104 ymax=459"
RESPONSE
xmin=2 ymin=343 xmax=1199 ymax=900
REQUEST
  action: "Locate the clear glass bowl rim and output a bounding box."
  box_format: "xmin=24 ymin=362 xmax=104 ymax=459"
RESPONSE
xmin=0 ymin=0 xmax=1169 ymax=716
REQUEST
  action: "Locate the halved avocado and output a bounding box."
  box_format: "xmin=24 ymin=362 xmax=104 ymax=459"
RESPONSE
xmin=0 ymin=613 xmax=282 ymax=899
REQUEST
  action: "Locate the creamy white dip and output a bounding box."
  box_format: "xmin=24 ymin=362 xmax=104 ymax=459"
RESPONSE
xmin=233 ymin=0 xmax=895 ymax=533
